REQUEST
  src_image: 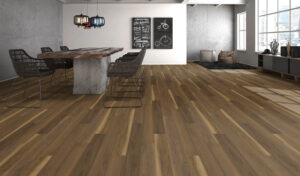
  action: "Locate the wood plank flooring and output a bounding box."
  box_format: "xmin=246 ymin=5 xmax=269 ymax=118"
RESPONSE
xmin=0 ymin=63 xmax=299 ymax=176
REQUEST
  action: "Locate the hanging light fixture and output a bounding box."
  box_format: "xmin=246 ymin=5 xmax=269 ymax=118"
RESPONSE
xmin=90 ymin=0 xmax=105 ymax=28
xmin=74 ymin=14 xmax=89 ymax=27
xmin=74 ymin=0 xmax=89 ymax=27
xmin=84 ymin=0 xmax=92 ymax=29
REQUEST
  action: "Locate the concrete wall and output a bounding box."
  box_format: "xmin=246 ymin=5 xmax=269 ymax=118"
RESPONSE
xmin=234 ymin=0 xmax=258 ymax=66
xmin=63 ymin=4 xmax=187 ymax=65
xmin=187 ymin=5 xmax=234 ymax=61
xmin=0 ymin=0 xmax=63 ymax=82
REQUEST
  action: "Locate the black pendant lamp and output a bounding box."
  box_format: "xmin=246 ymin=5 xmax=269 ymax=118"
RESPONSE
xmin=74 ymin=0 xmax=89 ymax=27
xmin=90 ymin=0 xmax=105 ymax=28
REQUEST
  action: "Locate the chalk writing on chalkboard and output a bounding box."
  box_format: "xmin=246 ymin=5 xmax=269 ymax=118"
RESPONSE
xmin=132 ymin=18 xmax=151 ymax=49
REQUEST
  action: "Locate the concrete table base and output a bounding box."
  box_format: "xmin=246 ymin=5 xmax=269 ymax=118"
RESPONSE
xmin=73 ymin=56 xmax=110 ymax=94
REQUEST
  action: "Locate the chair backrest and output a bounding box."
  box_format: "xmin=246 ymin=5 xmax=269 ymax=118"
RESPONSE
xmin=127 ymin=47 xmax=146 ymax=66
xmin=60 ymin=46 xmax=69 ymax=51
xmin=134 ymin=47 xmax=146 ymax=66
xmin=9 ymin=49 xmax=39 ymax=78
xmin=41 ymin=47 xmax=53 ymax=53
xmin=138 ymin=47 xmax=146 ymax=65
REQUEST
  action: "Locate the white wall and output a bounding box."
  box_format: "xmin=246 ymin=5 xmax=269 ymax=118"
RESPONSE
xmin=63 ymin=4 xmax=187 ymax=65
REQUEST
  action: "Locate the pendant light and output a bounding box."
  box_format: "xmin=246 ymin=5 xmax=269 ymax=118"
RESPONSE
xmin=74 ymin=0 xmax=89 ymax=27
xmin=84 ymin=0 xmax=92 ymax=29
xmin=90 ymin=0 xmax=105 ymax=28
xmin=74 ymin=14 xmax=89 ymax=27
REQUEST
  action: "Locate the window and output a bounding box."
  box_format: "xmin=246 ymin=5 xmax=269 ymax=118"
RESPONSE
xmin=237 ymin=12 xmax=247 ymax=50
xmin=257 ymin=0 xmax=300 ymax=52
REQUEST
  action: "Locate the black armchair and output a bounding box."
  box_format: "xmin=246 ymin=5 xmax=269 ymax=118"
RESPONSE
xmin=6 ymin=49 xmax=55 ymax=108
xmin=59 ymin=46 xmax=73 ymax=69
xmin=41 ymin=47 xmax=73 ymax=80
xmin=60 ymin=46 xmax=69 ymax=51
xmin=104 ymin=48 xmax=146 ymax=108
xmin=115 ymin=52 xmax=140 ymax=63
xmin=41 ymin=47 xmax=68 ymax=69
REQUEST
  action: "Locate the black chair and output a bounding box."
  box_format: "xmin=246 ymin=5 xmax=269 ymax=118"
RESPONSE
xmin=115 ymin=49 xmax=145 ymax=88
xmin=59 ymin=46 xmax=74 ymax=80
xmin=115 ymin=52 xmax=139 ymax=63
xmin=104 ymin=48 xmax=146 ymax=108
xmin=41 ymin=47 xmax=73 ymax=80
xmin=60 ymin=46 xmax=69 ymax=51
xmin=6 ymin=49 xmax=55 ymax=108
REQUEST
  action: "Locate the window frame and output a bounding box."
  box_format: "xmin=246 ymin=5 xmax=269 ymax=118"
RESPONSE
xmin=257 ymin=0 xmax=300 ymax=52
xmin=237 ymin=12 xmax=247 ymax=51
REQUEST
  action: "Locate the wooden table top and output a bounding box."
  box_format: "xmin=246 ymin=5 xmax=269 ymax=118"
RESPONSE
xmin=37 ymin=47 xmax=123 ymax=59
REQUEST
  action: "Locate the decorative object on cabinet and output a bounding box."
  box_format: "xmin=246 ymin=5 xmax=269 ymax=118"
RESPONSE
xmin=270 ymin=39 xmax=279 ymax=55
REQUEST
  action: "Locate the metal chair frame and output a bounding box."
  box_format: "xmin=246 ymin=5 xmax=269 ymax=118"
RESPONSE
xmin=104 ymin=48 xmax=146 ymax=108
xmin=6 ymin=49 xmax=55 ymax=108
xmin=104 ymin=75 xmax=143 ymax=108
xmin=41 ymin=47 xmax=73 ymax=84
xmin=60 ymin=46 xmax=70 ymax=51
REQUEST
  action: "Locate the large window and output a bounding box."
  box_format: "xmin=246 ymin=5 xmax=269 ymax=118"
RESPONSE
xmin=237 ymin=12 xmax=247 ymax=50
xmin=257 ymin=0 xmax=300 ymax=52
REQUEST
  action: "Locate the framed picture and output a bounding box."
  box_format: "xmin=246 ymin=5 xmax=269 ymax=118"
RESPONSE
xmin=132 ymin=18 xmax=151 ymax=49
xmin=154 ymin=18 xmax=173 ymax=49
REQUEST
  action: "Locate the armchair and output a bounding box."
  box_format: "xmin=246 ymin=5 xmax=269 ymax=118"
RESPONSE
xmin=7 ymin=49 xmax=55 ymax=108
xmin=218 ymin=51 xmax=236 ymax=64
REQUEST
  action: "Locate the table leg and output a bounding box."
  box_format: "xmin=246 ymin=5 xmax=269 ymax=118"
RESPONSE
xmin=73 ymin=56 xmax=110 ymax=94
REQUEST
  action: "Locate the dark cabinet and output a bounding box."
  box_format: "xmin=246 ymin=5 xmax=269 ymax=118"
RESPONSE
xmin=272 ymin=57 xmax=289 ymax=73
xmin=290 ymin=59 xmax=300 ymax=76
xmin=263 ymin=56 xmax=273 ymax=70
xmin=258 ymin=54 xmax=299 ymax=80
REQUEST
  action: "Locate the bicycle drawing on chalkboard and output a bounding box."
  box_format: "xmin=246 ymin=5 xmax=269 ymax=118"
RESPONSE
xmin=157 ymin=19 xmax=169 ymax=31
xmin=154 ymin=35 xmax=172 ymax=48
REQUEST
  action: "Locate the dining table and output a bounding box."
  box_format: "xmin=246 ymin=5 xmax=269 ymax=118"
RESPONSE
xmin=37 ymin=47 xmax=123 ymax=94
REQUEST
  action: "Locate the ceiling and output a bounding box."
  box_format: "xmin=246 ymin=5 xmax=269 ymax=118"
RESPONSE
xmin=60 ymin=0 xmax=183 ymax=3
xmin=59 ymin=0 xmax=247 ymax=4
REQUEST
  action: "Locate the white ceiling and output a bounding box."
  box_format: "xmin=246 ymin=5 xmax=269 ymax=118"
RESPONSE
xmin=186 ymin=0 xmax=247 ymax=4
xmin=59 ymin=0 xmax=247 ymax=4
xmin=60 ymin=0 xmax=183 ymax=3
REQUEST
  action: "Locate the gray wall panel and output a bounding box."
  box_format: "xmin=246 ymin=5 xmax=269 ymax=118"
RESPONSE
xmin=187 ymin=5 xmax=234 ymax=61
xmin=0 ymin=0 xmax=63 ymax=81
xmin=234 ymin=2 xmax=258 ymax=67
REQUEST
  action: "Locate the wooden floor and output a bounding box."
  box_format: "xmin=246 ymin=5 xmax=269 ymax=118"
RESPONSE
xmin=0 ymin=63 xmax=300 ymax=176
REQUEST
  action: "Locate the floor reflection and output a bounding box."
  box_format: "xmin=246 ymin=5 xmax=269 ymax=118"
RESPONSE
xmin=244 ymin=86 xmax=300 ymax=114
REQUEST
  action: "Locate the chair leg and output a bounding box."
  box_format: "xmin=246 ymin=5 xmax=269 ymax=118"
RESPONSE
xmin=122 ymin=71 xmax=145 ymax=96
xmin=64 ymin=68 xmax=67 ymax=80
xmin=63 ymin=68 xmax=73 ymax=86
xmin=110 ymin=77 xmax=143 ymax=98
xmin=114 ymin=69 xmax=145 ymax=97
xmin=6 ymin=78 xmax=42 ymax=109
xmin=118 ymin=69 xmax=145 ymax=88
xmin=104 ymin=76 xmax=143 ymax=108
xmin=51 ymin=74 xmax=57 ymax=86
xmin=23 ymin=79 xmax=28 ymax=99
